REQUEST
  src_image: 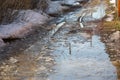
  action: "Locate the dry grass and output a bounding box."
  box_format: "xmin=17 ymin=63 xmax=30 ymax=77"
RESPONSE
xmin=0 ymin=0 xmax=31 ymax=24
xmin=0 ymin=0 xmax=49 ymax=24
xmin=0 ymin=0 xmax=31 ymax=10
xmin=87 ymin=0 xmax=100 ymax=7
xmin=103 ymin=21 xmax=120 ymax=30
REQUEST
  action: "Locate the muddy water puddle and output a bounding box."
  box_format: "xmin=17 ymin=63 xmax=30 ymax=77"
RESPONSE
xmin=47 ymin=24 xmax=117 ymax=80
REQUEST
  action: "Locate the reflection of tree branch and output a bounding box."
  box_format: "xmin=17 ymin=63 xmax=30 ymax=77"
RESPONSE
xmin=68 ymin=42 xmax=71 ymax=55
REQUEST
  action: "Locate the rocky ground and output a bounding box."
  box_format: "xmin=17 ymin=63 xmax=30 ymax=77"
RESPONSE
xmin=100 ymin=30 xmax=120 ymax=61
xmin=100 ymin=26 xmax=120 ymax=80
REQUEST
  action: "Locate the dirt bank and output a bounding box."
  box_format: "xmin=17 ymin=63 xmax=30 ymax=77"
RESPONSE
xmin=100 ymin=22 xmax=120 ymax=80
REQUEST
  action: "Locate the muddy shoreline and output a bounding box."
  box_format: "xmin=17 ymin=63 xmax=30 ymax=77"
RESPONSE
xmin=100 ymin=19 xmax=120 ymax=61
xmin=100 ymin=23 xmax=120 ymax=80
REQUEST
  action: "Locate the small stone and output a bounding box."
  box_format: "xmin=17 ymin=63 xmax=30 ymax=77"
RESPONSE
xmin=45 ymin=57 xmax=54 ymax=62
xmin=110 ymin=55 xmax=114 ymax=58
xmin=109 ymin=31 xmax=120 ymax=41
xmin=49 ymin=69 xmax=53 ymax=72
xmin=9 ymin=57 xmax=18 ymax=64
xmin=39 ymin=66 xmax=46 ymax=71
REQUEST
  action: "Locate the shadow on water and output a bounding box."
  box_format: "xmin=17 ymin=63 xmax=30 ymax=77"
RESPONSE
xmin=48 ymin=23 xmax=117 ymax=80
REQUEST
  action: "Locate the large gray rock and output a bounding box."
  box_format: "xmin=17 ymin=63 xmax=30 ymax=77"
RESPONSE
xmin=46 ymin=0 xmax=88 ymax=15
xmin=0 ymin=38 xmax=5 ymax=47
xmin=46 ymin=1 xmax=69 ymax=15
xmin=16 ymin=10 xmax=49 ymax=25
xmin=0 ymin=23 xmax=33 ymax=39
xmin=0 ymin=10 xmax=49 ymax=39
xmin=0 ymin=10 xmax=50 ymax=47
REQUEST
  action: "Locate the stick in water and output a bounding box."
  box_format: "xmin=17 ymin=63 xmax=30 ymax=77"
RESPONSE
xmin=68 ymin=42 xmax=71 ymax=55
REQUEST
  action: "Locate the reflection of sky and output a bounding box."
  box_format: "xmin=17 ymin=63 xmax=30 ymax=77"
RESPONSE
xmin=49 ymin=34 xmax=117 ymax=80
xmin=52 ymin=35 xmax=110 ymax=62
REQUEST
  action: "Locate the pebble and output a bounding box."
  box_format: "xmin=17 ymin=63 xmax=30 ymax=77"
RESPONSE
xmin=9 ymin=57 xmax=18 ymax=64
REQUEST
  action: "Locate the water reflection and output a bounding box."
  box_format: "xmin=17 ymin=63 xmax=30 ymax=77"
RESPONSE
xmin=48 ymin=24 xmax=117 ymax=80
